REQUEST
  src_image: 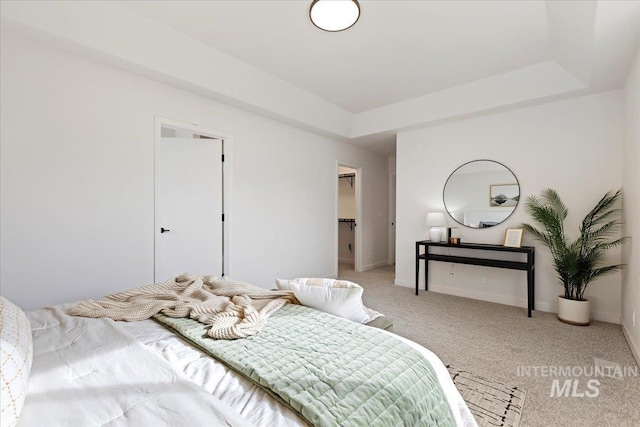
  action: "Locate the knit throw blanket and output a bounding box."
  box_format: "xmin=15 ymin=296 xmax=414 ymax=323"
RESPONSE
xmin=70 ymin=274 xmax=298 ymax=339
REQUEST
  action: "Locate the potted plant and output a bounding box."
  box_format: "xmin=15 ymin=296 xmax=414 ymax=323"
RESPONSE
xmin=522 ymin=189 xmax=627 ymax=325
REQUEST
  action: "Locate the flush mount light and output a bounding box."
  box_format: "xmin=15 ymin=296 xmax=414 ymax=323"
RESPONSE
xmin=309 ymin=0 xmax=360 ymax=32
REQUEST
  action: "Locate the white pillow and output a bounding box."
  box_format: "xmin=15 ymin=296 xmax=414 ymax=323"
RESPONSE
xmin=275 ymin=278 xmax=369 ymax=323
xmin=0 ymin=296 xmax=33 ymax=427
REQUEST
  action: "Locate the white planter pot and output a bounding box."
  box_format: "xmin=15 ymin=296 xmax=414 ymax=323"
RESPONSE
xmin=558 ymin=296 xmax=590 ymax=326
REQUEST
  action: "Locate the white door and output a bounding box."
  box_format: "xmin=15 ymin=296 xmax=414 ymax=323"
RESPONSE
xmin=155 ymin=137 xmax=223 ymax=282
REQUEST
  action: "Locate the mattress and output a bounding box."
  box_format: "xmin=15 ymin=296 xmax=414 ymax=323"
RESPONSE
xmin=22 ymin=303 xmax=476 ymax=427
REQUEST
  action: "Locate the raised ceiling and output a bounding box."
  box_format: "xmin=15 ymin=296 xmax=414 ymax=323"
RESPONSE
xmin=1 ymin=1 xmax=639 ymax=155
xmin=124 ymin=1 xmax=551 ymax=113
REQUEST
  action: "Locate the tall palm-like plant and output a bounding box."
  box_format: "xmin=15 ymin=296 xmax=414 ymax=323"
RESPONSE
xmin=522 ymin=189 xmax=627 ymax=301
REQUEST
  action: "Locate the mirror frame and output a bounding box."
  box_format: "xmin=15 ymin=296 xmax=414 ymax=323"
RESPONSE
xmin=442 ymin=159 xmax=520 ymax=229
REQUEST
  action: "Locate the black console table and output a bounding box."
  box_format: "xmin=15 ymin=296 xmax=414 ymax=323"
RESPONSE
xmin=415 ymin=241 xmax=535 ymax=317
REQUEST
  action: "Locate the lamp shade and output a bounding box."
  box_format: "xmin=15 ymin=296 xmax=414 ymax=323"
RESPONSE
xmin=425 ymin=212 xmax=446 ymax=227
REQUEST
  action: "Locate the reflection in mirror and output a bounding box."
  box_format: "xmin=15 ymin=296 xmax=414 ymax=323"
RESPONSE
xmin=443 ymin=160 xmax=519 ymax=229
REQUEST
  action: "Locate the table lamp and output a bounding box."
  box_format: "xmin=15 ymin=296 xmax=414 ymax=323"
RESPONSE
xmin=425 ymin=212 xmax=446 ymax=243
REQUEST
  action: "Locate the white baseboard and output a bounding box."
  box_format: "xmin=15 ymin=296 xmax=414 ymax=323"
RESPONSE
xmin=395 ymin=278 xmax=414 ymax=287
xmin=622 ymin=321 xmax=640 ymax=366
xmin=589 ymin=310 xmax=621 ymax=324
xmin=394 ymin=279 xmax=620 ymax=323
xmin=360 ymin=261 xmax=388 ymax=272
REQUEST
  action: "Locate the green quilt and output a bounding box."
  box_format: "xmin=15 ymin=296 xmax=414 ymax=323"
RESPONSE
xmin=154 ymin=304 xmax=455 ymax=427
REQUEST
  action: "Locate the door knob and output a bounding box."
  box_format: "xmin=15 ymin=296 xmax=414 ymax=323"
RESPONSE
xmin=161 ymin=227 xmax=170 ymax=233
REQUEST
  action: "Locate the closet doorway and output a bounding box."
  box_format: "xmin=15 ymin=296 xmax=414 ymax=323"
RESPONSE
xmin=337 ymin=164 xmax=362 ymax=273
xmin=154 ymin=118 xmax=231 ymax=283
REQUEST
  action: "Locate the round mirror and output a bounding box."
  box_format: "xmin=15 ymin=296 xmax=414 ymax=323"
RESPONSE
xmin=443 ymin=160 xmax=519 ymax=228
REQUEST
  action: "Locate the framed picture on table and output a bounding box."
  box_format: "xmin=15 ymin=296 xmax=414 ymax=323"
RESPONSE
xmin=504 ymin=228 xmax=524 ymax=248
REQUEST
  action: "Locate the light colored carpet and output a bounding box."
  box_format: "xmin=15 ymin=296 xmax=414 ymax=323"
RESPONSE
xmin=338 ymin=264 xmax=640 ymax=427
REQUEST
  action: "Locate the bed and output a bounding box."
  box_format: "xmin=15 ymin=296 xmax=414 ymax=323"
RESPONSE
xmin=1 ymin=277 xmax=477 ymax=427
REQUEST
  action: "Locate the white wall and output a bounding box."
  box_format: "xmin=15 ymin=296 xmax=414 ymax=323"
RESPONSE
xmin=396 ymin=90 xmax=624 ymax=323
xmin=0 ymin=31 xmax=389 ymax=310
xmin=622 ymin=42 xmax=640 ymax=360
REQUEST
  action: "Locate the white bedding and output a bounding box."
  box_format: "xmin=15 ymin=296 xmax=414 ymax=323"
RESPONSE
xmin=22 ymin=304 xmax=251 ymax=427
xmin=23 ymin=303 xmax=476 ymax=427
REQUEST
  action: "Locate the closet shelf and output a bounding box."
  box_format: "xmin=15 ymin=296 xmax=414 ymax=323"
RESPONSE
xmin=338 ymin=173 xmax=355 ymax=188
xmin=339 ymin=218 xmax=356 ymax=230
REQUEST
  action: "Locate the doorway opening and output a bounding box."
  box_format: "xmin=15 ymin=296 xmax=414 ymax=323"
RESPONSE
xmin=337 ymin=163 xmax=361 ymax=274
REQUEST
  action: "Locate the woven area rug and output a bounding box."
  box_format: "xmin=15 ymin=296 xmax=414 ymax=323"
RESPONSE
xmin=447 ymin=365 xmax=526 ymax=427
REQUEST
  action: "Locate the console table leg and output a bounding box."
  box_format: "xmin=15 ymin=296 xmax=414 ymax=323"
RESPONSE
xmin=527 ymin=275 xmax=531 ymax=317
xmin=527 ymin=267 xmax=533 ymax=317
xmin=425 ymin=254 xmax=429 ymax=291
xmin=531 ymin=253 xmax=535 ymax=311
xmin=527 ymin=252 xmax=535 ymax=317
xmin=531 ymin=275 xmax=535 ymax=311
xmin=415 ymin=242 xmax=419 ymax=295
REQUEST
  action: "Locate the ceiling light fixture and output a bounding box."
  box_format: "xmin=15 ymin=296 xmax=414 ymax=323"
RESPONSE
xmin=309 ymin=0 xmax=360 ymax=32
